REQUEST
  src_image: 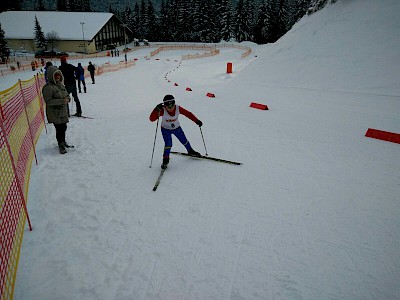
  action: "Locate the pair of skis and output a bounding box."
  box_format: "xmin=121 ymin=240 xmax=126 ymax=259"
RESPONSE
xmin=152 ymin=152 xmax=242 ymax=191
xmin=71 ymin=115 xmax=94 ymax=119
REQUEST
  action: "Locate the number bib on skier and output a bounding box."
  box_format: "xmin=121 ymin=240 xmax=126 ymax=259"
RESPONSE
xmin=161 ymin=105 xmax=180 ymax=129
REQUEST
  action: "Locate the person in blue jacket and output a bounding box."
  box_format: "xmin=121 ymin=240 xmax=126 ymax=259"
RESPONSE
xmin=76 ymin=63 xmax=87 ymax=93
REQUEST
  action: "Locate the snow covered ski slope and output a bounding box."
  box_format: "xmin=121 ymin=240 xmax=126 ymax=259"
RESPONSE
xmin=14 ymin=1 xmax=400 ymax=299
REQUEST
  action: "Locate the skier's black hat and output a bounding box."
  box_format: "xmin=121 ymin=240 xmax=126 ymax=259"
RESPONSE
xmin=163 ymin=95 xmax=175 ymax=102
xmin=163 ymin=94 xmax=175 ymax=106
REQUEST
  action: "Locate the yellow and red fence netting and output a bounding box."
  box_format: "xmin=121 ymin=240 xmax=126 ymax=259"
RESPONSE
xmin=0 ymin=74 xmax=46 ymax=300
xmin=0 ymin=58 xmax=135 ymax=299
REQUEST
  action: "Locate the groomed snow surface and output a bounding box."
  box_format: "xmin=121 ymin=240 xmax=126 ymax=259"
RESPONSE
xmin=12 ymin=0 xmax=400 ymax=299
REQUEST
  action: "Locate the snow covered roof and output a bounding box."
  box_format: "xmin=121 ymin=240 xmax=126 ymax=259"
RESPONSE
xmin=0 ymin=11 xmax=115 ymax=41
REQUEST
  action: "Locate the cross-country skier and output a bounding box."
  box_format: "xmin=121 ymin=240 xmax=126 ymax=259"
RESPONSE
xmin=149 ymin=95 xmax=203 ymax=169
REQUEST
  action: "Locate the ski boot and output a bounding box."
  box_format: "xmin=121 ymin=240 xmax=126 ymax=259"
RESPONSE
xmin=188 ymin=148 xmax=201 ymax=158
xmin=161 ymin=157 xmax=169 ymax=169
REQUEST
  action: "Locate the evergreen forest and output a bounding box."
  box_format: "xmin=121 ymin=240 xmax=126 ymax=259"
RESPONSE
xmin=1 ymin=0 xmax=336 ymax=44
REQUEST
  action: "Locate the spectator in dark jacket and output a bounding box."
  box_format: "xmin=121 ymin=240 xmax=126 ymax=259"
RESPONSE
xmin=44 ymin=61 xmax=53 ymax=83
xmin=88 ymin=61 xmax=96 ymax=84
xmin=59 ymin=57 xmax=82 ymax=117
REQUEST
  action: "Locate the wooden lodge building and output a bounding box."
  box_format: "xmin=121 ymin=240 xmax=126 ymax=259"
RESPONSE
xmin=0 ymin=11 xmax=132 ymax=54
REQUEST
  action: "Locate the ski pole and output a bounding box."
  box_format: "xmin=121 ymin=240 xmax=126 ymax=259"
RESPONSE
xmin=70 ymin=94 xmax=74 ymax=114
xmin=199 ymin=127 xmax=208 ymax=156
xmin=149 ymin=116 xmax=160 ymax=168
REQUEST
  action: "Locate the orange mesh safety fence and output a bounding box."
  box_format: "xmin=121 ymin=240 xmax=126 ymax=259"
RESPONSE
xmin=149 ymin=44 xmax=218 ymax=60
xmin=215 ymin=43 xmax=252 ymax=58
xmin=96 ymin=60 xmax=136 ymax=76
xmin=0 ymin=74 xmax=46 ymax=300
xmin=149 ymin=43 xmax=251 ymax=60
xmin=0 ymin=63 xmax=35 ymax=77
xmin=182 ymin=49 xmax=220 ymax=60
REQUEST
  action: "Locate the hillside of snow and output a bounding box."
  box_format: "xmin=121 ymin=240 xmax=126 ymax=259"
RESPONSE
xmin=13 ymin=0 xmax=400 ymax=299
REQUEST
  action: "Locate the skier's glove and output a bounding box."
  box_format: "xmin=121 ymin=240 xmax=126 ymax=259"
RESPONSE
xmin=155 ymin=103 xmax=163 ymax=111
xmin=196 ymin=120 xmax=203 ymax=127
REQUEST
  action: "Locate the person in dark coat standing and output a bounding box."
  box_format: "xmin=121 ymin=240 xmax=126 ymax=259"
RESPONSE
xmin=88 ymin=61 xmax=96 ymax=84
xmin=42 ymin=66 xmax=73 ymax=154
xmin=76 ymin=63 xmax=87 ymax=93
xmin=59 ymin=57 xmax=82 ymax=116
xmin=44 ymin=61 xmax=52 ymax=83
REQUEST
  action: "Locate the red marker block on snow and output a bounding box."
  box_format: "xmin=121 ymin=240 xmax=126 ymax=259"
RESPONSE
xmin=365 ymin=128 xmax=400 ymax=144
xmin=174 ymin=83 xmax=179 ymax=86
xmin=227 ymin=62 xmax=233 ymax=74
xmin=250 ymin=102 xmax=269 ymax=110
xmin=206 ymin=92 xmax=215 ymax=98
xmin=186 ymin=87 xmax=192 ymax=91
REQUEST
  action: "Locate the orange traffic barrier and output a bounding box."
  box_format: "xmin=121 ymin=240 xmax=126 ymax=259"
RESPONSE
xmin=365 ymin=128 xmax=400 ymax=144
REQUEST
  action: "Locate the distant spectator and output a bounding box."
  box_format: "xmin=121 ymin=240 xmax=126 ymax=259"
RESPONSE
xmin=59 ymin=57 xmax=82 ymax=117
xmin=76 ymin=63 xmax=87 ymax=93
xmin=44 ymin=61 xmax=53 ymax=83
xmin=88 ymin=61 xmax=96 ymax=84
xmin=31 ymin=61 xmax=35 ymax=71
